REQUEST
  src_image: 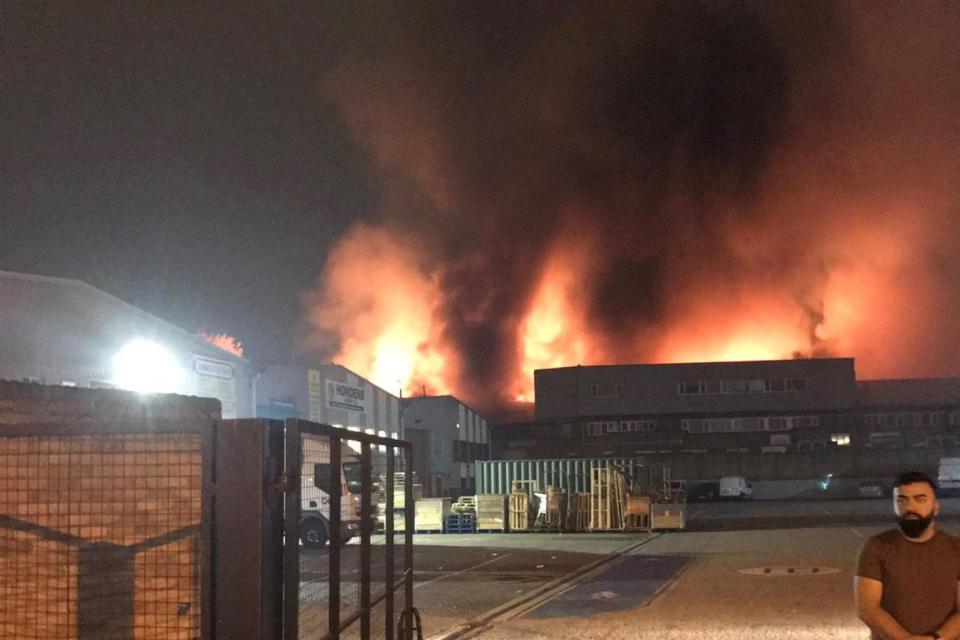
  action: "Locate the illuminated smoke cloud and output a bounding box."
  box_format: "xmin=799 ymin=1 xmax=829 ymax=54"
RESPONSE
xmin=304 ymin=2 xmax=960 ymax=415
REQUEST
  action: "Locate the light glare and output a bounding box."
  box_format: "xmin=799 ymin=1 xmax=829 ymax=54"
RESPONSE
xmin=112 ymin=339 xmax=185 ymax=394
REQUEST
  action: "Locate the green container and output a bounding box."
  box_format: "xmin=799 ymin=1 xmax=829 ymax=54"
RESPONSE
xmin=475 ymin=457 xmax=649 ymax=495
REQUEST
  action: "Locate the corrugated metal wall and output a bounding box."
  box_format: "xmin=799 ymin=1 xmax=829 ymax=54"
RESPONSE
xmin=475 ymin=457 xmax=648 ymax=495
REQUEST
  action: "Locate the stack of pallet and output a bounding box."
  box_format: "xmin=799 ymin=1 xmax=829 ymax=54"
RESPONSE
xmin=565 ymin=492 xmax=590 ymax=531
xmin=451 ymin=495 xmax=477 ymax=515
xmin=376 ymin=471 xmax=423 ymax=532
xmin=508 ymin=480 xmax=538 ymax=531
xmin=444 ymin=513 xmax=477 ymax=533
xmin=476 ymin=494 xmax=507 ymax=531
xmin=590 ymin=467 xmax=628 ymax=530
xmin=625 ymin=494 xmax=651 ymax=530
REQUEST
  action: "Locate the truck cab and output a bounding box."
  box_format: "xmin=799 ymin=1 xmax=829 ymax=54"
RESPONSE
xmin=300 ymin=458 xmax=363 ymax=548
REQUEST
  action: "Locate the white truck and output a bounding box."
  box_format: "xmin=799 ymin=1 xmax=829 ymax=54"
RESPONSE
xmin=300 ymin=442 xmax=364 ymax=548
xmin=938 ymin=458 xmax=960 ymax=495
xmin=719 ymin=475 xmax=754 ymax=500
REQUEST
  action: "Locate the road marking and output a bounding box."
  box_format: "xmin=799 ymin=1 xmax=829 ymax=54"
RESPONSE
xmin=414 ymin=553 xmax=510 ymax=590
xmin=849 ymin=527 xmax=865 ymax=538
xmin=425 ymin=534 xmax=662 ymax=640
xmin=738 ymin=566 xmax=841 ymax=576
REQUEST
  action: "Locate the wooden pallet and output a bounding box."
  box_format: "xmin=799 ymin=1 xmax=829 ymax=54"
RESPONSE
xmin=590 ymin=467 xmax=627 ymax=530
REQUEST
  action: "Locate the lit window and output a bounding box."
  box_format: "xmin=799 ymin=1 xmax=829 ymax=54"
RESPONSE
xmin=831 ymin=433 xmax=851 ymax=447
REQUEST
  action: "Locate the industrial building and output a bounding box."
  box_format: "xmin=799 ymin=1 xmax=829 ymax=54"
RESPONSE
xmin=254 ymin=363 xmax=402 ymax=474
xmin=493 ymin=358 xmax=960 ymax=460
xmin=401 ymin=395 xmax=490 ymax=497
xmin=0 ymin=269 xmax=252 ymax=417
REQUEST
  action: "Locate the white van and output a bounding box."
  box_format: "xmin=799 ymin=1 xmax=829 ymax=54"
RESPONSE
xmin=719 ymin=475 xmax=754 ymax=499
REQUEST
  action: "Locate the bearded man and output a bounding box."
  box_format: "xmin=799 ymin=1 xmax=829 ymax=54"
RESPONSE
xmin=856 ymin=471 xmax=960 ymax=640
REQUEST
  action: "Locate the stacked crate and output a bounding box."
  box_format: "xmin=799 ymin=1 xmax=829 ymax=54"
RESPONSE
xmin=377 ymin=471 xmax=423 ymax=532
xmin=475 ymin=494 xmax=507 ymax=531
xmin=414 ymin=497 xmax=451 ymax=532
xmin=444 ymin=513 xmax=477 ymax=533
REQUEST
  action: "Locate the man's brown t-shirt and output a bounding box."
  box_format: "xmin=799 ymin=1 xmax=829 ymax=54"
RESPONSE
xmin=857 ymin=528 xmax=960 ymax=637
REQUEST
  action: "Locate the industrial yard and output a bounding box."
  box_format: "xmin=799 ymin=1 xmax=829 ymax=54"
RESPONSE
xmin=349 ymin=498 xmax=960 ymax=640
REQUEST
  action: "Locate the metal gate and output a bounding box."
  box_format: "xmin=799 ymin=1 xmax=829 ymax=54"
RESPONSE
xmin=282 ymin=420 xmax=415 ymax=640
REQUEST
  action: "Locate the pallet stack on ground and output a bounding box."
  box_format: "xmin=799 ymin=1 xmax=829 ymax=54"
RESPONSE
xmin=509 ymin=480 xmax=538 ymax=531
xmin=476 ymin=494 xmax=507 ymax=531
xmin=625 ymin=494 xmax=651 ymax=530
xmin=444 ymin=513 xmax=477 ymax=533
xmin=415 ymin=497 xmax=452 ymax=532
xmin=565 ymin=492 xmax=590 ymax=531
xmin=451 ymin=495 xmax=477 ymax=515
xmin=590 ymin=467 xmax=627 ymax=530
xmin=376 ymin=471 xmax=423 ymax=532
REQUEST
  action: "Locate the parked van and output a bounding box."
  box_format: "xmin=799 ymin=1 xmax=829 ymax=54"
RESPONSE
xmin=719 ymin=475 xmax=753 ymax=499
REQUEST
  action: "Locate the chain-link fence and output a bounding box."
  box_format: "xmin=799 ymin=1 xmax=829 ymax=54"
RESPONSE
xmin=0 ymin=432 xmax=207 ymax=640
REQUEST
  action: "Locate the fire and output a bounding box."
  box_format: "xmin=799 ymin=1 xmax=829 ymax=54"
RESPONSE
xmin=304 ymin=224 xmax=454 ymax=397
xmin=514 ymin=238 xmax=597 ymax=401
xmin=199 ymin=332 xmax=244 ymax=358
xmin=307 ymin=206 xmax=949 ymax=412
xmin=654 ymin=290 xmax=812 ymax=365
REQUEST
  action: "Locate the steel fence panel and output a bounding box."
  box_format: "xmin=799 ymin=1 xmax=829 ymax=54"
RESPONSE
xmin=0 ymin=430 xmax=209 ymax=640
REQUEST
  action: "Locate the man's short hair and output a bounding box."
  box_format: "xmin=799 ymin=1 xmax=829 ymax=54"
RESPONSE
xmin=894 ymin=471 xmax=937 ymax=491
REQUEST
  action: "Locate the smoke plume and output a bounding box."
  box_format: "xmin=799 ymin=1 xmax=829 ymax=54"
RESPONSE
xmin=303 ymin=1 xmax=960 ymax=416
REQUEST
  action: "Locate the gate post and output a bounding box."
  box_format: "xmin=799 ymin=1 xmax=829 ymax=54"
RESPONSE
xmin=214 ymin=419 xmax=286 ymax=640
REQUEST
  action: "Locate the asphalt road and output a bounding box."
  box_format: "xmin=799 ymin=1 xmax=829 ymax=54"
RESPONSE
xmin=300 ymin=498 xmax=960 ymax=640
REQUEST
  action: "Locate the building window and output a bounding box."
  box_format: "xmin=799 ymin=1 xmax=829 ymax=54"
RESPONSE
xmin=831 ymin=433 xmax=851 ymax=447
xmin=765 ymin=378 xmax=786 ymax=392
xmin=722 ymin=379 xmax=747 ymax=394
xmin=585 ymin=422 xmax=605 ymax=436
xmin=591 ymin=384 xmax=622 ymax=398
xmin=785 ymin=378 xmax=807 ymax=391
xmin=678 ymin=381 xmax=704 ymax=395
xmin=618 ymin=420 xmax=656 ymax=433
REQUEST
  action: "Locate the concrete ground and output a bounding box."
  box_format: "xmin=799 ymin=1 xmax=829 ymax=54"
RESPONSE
xmin=461 ymin=498 xmax=960 ymax=640
xmin=306 ymin=498 xmax=960 ymax=640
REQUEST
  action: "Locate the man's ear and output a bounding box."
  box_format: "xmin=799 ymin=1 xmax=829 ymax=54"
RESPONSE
xmin=934 ymin=499 xmax=941 ymax=517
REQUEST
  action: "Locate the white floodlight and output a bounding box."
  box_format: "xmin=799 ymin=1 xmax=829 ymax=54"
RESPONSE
xmin=112 ymin=339 xmax=185 ymax=394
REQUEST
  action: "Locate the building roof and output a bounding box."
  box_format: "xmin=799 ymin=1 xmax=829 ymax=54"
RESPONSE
xmin=536 ymin=357 xmax=855 ymax=376
xmin=0 ymin=269 xmax=245 ymax=363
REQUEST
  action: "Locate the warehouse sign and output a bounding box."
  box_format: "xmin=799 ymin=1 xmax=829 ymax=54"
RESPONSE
xmin=325 ymin=379 xmax=367 ymax=413
xmin=194 ymin=357 xmax=234 ymax=379
xmin=193 ymin=356 xmax=236 ymax=419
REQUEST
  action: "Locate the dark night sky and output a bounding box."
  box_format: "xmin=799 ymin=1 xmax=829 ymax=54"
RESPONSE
xmin=2 ymin=3 xmax=381 ymax=362
xmin=3 ymin=2 xmax=960 ymax=404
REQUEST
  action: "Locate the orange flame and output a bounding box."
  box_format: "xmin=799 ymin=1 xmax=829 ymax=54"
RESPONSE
xmin=308 ymin=203 xmax=952 ymax=411
xmin=304 ymin=224 xmax=454 ymax=397
xmin=514 ymin=238 xmax=597 ymax=401
xmin=199 ymin=332 xmax=244 ymax=357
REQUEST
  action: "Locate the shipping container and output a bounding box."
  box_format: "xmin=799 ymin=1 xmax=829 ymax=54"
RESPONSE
xmin=475 ymin=457 xmax=651 ymax=496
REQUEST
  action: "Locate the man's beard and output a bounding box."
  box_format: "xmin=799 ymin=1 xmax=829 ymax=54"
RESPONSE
xmin=898 ymin=514 xmax=934 ymax=538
